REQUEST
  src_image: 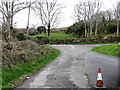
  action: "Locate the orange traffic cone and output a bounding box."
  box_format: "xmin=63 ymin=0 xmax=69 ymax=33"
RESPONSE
xmin=96 ymin=68 xmax=104 ymax=87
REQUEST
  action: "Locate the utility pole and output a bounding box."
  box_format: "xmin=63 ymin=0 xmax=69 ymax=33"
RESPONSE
xmin=26 ymin=2 xmax=31 ymax=36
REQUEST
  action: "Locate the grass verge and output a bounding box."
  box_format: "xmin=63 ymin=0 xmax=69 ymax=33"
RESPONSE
xmin=92 ymin=44 xmax=118 ymax=56
xmin=2 ymin=47 xmax=60 ymax=88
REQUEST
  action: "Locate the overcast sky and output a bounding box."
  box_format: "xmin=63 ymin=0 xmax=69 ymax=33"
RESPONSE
xmin=13 ymin=0 xmax=119 ymax=28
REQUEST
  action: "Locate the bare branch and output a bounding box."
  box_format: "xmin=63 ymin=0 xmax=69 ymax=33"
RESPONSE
xmin=32 ymin=0 xmax=63 ymax=36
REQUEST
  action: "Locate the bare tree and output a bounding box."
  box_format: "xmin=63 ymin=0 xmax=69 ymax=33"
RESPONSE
xmin=74 ymin=2 xmax=88 ymax=37
xmin=0 ymin=0 xmax=30 ymax=42
xmin=26 ymin=2 xmax=31 ymax=36
xmin=94 ymin=11 xmax=104 ymax=36
xmin=106 ymin=9 xmax=114 ymax=21
xmin=114 ymin=1 xmax=120 ymax=36
xmin=74 ymin=0 xmax=102 ymax=37
xmin=33 ymin=0 xmax=63 ymax=36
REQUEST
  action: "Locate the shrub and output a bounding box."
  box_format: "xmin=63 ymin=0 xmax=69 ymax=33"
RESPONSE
xmin=37 ymin=26 xmax=46 ymax=33
xmin=66 ymin=21 xmax=85 ymax=37
xmin=16 ymin=33 xmax=26 ymax=41
xmin=106 ymin=22 xmax=117 ymax=34
xmin=28 ymin=28 xmax=38 ymax=35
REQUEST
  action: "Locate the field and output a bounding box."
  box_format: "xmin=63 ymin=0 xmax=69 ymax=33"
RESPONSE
xmin=29 ymin=33 xmax=75 ymax=40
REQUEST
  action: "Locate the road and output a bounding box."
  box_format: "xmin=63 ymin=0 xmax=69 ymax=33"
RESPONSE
xmin=18 ymin=45 xmax=119 ymax=88
xmin=85 ymin=51 xmax=119 ymax=88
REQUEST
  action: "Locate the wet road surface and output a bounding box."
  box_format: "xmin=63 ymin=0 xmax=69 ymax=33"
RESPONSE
xmin=18 ymin=45 xmax=118 ymax=88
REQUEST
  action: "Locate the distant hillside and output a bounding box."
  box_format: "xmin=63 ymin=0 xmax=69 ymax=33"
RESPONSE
xmin=16 ymin=28 xmax=38 ymax=35
xmin=51 ymin=27 xmax=68 ymax=31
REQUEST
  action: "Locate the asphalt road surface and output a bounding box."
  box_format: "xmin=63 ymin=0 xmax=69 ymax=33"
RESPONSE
xmin=85 ymin=51 xmax=119 ymax=88
xmin=18 ymin=45 xmax=119 ymax=88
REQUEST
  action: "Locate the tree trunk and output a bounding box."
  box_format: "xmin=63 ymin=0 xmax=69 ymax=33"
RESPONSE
xmin=95 ymin=22 xmax=98 ymax=36
xmin=90 ymin=21 xmax=93 ymax=36
xmin=90 ymin=26 xmax=92 ymax=36
xmin=10 ymin=1 xmax=14 ymax=29
xmin=26 ymin=2 xmax=31 ymax=36
xmin=48 ymin=23 xmax=50 ymax=36
xmin=117 ymin=20 xmax=119 ymax=36
xmin=10 ymin=17 xmax=13 ymax=29
xmin=7 ymin=17 xmax=11 ymax=43
xmin=84 ymin=23 xmax=87 ymax=37
xmin=87 ymin=24 xmax=90 ymax=37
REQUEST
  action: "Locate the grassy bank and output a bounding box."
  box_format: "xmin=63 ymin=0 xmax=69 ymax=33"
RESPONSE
xmin=2 ymin=47 xmax=60 ymax=88
xmin=92 ymin=44 xmax=118 ymax=56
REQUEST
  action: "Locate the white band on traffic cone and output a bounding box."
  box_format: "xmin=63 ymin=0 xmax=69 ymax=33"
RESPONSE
xmin=97 ymin=73 xmax=103 ymax=80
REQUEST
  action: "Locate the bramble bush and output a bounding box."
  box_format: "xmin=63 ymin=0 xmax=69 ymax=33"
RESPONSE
xmin=16 ymin=33 xmax=26 ymax=41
